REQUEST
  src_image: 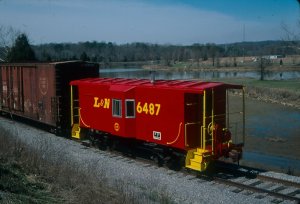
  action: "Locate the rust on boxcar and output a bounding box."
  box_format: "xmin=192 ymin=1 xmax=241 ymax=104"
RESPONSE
xmin=0 ymin=61 xmax=99 ymax=135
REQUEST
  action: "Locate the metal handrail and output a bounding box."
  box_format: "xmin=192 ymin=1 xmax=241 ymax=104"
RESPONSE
xmin=185 ymin=122 xmax=202 ymax=147
xmin=211 ymin=89 xmax=214 ymax=155
xmin=70 ymin=86 xmax=73 ymax=126
xmin=184 ymin=87 xmax=246 ymax=151
xmin=203 ymin=90 xmax=206 ymax=149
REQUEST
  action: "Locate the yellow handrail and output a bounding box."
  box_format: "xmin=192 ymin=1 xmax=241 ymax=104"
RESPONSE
xmin=226 ymin=89 xmax=229 ymax=129
xmin=211 ymin=89 xmax=214 ymax=155
xmin=205 ymin=113 xmax=226 ymax=119
xmin=185 ymin=122 xmax=202 ymax=125
xmin=70 ymin=85 xmax=73 ymax=126
xmin=167 ymin=122 xmax=182 ymax=145
xmin=203 ymin=90 xmax=206 ymax=149
xmin=79 ymin=108 xmax=90 ymax=128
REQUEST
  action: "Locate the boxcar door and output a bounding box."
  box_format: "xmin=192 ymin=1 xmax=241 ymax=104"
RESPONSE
xmin=12 ymin=67 xmax=23 ymax=112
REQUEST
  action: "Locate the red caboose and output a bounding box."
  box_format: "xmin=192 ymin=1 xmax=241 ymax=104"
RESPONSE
xmin=70 ymin=78 xmax=245 ymax=171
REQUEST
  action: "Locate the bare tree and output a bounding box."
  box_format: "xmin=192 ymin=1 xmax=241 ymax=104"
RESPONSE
xmin=281 ymin=21 xmax=300 ymax=49
xmin=282 ymin=1 xmax=300 ymax=41
xmin=0 ymin=25 xmax=20 ymax=62
xmin=280 ymin=0 xmax=300 ymax=64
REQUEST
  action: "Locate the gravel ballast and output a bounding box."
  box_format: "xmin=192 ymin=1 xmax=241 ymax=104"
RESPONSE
xmin=0 ymin=118 xmax=296 ymax=203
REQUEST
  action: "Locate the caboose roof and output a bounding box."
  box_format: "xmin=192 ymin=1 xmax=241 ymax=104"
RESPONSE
xmin=70 ymin=77 xmax=243 ymax=92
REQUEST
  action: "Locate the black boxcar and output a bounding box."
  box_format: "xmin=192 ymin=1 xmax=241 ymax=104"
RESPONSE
xmin=0 ymin=61 xmax=99 ymax=135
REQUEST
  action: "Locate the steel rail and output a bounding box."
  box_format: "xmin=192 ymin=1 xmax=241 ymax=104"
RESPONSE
xmin=214 ymin=176 xmax=300 ymax=203
xmin=256 ymin=174 xmax=300 ymax=189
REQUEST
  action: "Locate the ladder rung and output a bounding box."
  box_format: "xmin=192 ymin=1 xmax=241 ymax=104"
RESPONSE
xmin=185 ymin=103 xmax=199 ymax=106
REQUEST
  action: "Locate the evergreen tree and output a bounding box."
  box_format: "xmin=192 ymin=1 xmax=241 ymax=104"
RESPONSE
xmin=80 ymin=51 xmax=90 ymax=61
xmin=6 ymin=33 xmax=36 ymax=62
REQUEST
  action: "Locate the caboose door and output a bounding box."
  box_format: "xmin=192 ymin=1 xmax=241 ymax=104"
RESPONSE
xmin=185 ymin=89 xmax=227 ymax=150
xmin=184 ymin=93 xmax=203 ymax=148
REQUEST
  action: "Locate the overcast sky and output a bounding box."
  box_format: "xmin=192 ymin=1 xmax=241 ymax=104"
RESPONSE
xmin=0 ymin=0 xmax=299 ymax=45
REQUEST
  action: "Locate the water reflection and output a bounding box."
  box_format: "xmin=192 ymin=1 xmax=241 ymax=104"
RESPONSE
xmin=245 ymin=98 xmax=300 ymax=139
xmin=100 ymin=67 xmax=300 ymax=80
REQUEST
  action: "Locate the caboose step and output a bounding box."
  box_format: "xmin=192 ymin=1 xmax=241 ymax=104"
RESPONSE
xmin=185 ymin=148 xmax=211 ymax=171
xmin=186 ymin=163 xmax=208 ymax=171
xmin=71 ymin=123 xmax=81 ymax=139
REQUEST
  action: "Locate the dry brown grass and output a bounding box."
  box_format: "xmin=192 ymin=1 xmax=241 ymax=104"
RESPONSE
xmin=0 ymin=124 xmax=175 ymax=204
xmin=245 ymin=86 xmax=300 ymax=109
xmin=0 ymin=127 xmax=124 ymax=203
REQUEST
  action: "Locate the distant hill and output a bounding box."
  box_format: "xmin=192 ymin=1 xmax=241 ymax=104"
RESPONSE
xmin=221 ymin=40 xmax=299 ymax=56
xmin=31 ymin=40 xmax=299 ymax=63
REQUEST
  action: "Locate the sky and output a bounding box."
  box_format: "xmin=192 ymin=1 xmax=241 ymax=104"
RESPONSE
xmin=0 ymin=0 xmax=299 ymax=45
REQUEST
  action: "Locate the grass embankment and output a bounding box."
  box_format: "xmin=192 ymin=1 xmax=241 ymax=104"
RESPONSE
xmin=0 ymin=129 xmax=62 ymax=204
xmin=0 ymin=126 xmax=174 ymax=204
xmin=0 ymin=160 xmax=58 ymax=203
xmin=212 ymin=78 xmax=300 ymax=109
xmin=0 ymin=129 xmax=108 ymax=204
xmin=216 ymin=78 xmax=300 ymax=92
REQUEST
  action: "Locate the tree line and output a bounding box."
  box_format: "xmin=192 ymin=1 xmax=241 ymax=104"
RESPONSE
xmin=34 ymin=40 xmax=298 ymax=64
xmin=0 ymin=29 xmax=299 ymax=65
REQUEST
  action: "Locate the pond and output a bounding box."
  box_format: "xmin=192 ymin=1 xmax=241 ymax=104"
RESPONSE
xmin=100 ymin=67 xmax=300 ymax=175
xmin=235 ymin=96 xmax=300 ymax=175
xmin=100 ymin=67 xmax=300 ymax=80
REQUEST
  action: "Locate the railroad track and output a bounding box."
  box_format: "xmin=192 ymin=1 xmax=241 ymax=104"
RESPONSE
xmin=211 ymin=162 xmax=300 ymax=203
xmin=214 ymin=176 xmax=300 ymax=203
xmin=82 ymin=141 xmax=300 ymax=203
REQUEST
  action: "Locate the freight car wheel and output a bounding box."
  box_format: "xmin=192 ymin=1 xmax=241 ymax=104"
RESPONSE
xmin=166 ymin=155 xmax=183 ymax=171
xmin=88 ymin=131 xmax=98 ymax=147
xmin=97 ymin=143 xmax=108 ymax=151
xmin=108 ymin=139 xmax=116 ymax=151
xmin=151 ymin=154 xmax=164 ymax=167
xmin=97 ymin=136 xmax=108 ymax=151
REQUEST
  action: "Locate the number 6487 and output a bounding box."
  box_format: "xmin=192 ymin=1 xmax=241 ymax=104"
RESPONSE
xmin=136 ymin=102 xmax=161 ymax=116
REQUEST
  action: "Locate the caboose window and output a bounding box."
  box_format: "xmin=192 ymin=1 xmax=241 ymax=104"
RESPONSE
xmin=126 ymin=100 xmax=135 ymax=118
xmin=112 ymin=99 xmax=122 ymax=117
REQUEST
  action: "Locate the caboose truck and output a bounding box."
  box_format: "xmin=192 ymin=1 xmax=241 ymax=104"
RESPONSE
xmin=70 ymin=78 xmax=245 ymax=172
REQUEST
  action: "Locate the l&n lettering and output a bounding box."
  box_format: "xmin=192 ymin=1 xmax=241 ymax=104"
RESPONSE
xmin=93 ymin=97 xmax=110 ymax=109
